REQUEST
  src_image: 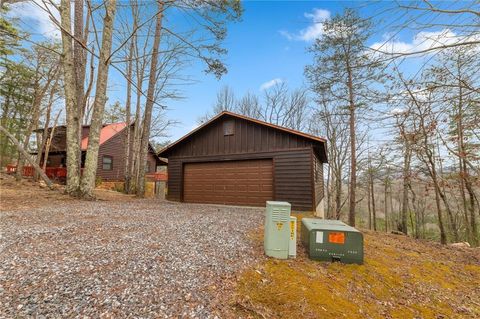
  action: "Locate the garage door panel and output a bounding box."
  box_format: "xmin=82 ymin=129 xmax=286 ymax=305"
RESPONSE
xmin=183 ymin=159 xmax=273 ymax=206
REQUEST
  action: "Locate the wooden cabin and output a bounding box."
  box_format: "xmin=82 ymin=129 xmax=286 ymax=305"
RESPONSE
xmin=33 ymin=123 xmax=166 ymax=182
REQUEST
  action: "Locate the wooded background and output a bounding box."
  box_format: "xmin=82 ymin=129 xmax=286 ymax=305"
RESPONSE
xmin=0 ymin=1 xmax=478 ymax=245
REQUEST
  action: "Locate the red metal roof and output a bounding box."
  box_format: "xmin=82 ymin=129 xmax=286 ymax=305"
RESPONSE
xmin=81 ymin=122 xmax=128 ymax=151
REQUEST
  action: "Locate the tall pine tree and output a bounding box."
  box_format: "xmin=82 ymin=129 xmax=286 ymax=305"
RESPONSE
xmin=305 ymin=9 xmax=384 ymax=226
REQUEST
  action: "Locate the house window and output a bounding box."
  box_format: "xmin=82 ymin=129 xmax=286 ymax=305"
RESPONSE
xmin=102 ymin=156 xmax=113 ymax=170
xmin=223 ymin=120 xmax=235 ymax=136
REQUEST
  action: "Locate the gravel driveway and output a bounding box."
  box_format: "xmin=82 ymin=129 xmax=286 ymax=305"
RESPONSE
xmin=0 ymin=200 xmax=263 ymax=318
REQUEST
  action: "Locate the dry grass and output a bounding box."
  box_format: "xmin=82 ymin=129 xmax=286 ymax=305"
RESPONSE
xmin=0 ymin=173 xmax=137 ymax=212
xmin=230 ymin=213 xmax=480 ymax=319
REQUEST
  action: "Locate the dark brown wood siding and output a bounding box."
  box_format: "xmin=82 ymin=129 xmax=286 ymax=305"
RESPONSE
xmin=96 ymin=127 xmax=158 ymax=181
xmin=313 ymin=152 xmax=324 ymax=206
xmin=167 ymin=151 xmax=314 ymax=211
xmin=273 ymin=149 xmax=313 ymax=210
xmin=166 ymin=117 xmax=317 ymax=158
xmin=163 ymin=115 xmax=326 ymax=211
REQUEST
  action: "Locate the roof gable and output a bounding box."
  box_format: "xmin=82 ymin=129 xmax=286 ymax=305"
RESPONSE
xmin=159 ymin=111 xmax=328 ymax=162
xmin=81 ymin=122 xmax=128 ymax=151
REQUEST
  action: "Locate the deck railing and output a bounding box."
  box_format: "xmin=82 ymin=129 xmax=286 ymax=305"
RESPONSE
xmin=6 ymin=164 xmax=67 ymax=179
xmin=6 ymin=164 xmax=166 ymax=181
xmin=145 ymin=171 xmax=168 ymax=181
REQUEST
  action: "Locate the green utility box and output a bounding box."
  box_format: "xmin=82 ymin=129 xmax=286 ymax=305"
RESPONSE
xmin=301 ymin=218 xmax=364 ymax=264
xmin=264 ymin=201 xmax=291 ymax=259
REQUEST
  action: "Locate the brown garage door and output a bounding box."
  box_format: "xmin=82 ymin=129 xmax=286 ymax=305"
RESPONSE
xmin=183 ymin=159 xmax=273 ymax=206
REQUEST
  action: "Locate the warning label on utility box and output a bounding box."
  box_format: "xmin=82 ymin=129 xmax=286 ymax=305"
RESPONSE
xmin=315 ymin=231 xmax=324 ymax=243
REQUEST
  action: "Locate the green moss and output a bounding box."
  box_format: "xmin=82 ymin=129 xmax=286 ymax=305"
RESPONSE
xmin=234 ymin=229 xmax=480 ymax=318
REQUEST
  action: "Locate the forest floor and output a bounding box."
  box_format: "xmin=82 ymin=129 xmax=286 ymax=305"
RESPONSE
xmin=227 ymin=212 xmax=480 ymax=319
xmin=0 ymin=173 xmax=135 ymax=211
xmin=1 ymin=173 xmax=479 ymax=318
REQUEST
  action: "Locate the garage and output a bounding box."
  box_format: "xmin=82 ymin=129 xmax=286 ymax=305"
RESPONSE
xmin=183 ymin=159 xmax=273 ymax=206
xmin=159 ymin=111 xmax=328 ymax=212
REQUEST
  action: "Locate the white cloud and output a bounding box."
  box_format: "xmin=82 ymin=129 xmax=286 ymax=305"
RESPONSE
xmin=370 ymin=29 xmax=480 ymax=56
xmin=280 ymin=8 xmax=331 ymax=42
xmin=260 ymin=78 xmax=283 ymax=91
xmin=389 ymin=107 xmax=407 ymax=116
xmin=8 ymin=0 xmax=61 ymax=40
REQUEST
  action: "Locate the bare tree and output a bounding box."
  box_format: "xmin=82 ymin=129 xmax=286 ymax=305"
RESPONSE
xmin=35 ymin=75 xmax=62 ymax=181
xmin=236 ymin=92 xmax=262 ymax=119
xmin=370 ymin=1 xmax=480 ymax=60
xmin=136 ymin=0 xmax=164 ymax=197
xmin=59 ymin=0 xmax=81 ymax=194
xmin=309 ymin=97 xmax=349 ymax=220
xmin=14 ymin=44 xmax=60 ymax=181
xmin=42 ymin=110 xmax=62 ymax=172
xmin=79 ymin=0 xmax=117 ymax=198
xmin=201 ymin=83 xmax=311 ymax=132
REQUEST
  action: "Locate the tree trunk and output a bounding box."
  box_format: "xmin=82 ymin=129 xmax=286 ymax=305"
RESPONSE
xmin=43 ymin=111 xmax=62 ymax=172
xmin=15 ymin=90 xmax=42 ymax=181
xmin=346 ymin=61 xmax=356 ymax=227
xmin=438 ymin=185 xmax=459 ymax=242
xmin=136 ymin=0 xmax=164 ymax=197
xmin=74 ymin=0 xmax=87 ymax=176
xmin=456 ymin=77 xmax=478 ymax=245
xmin=400 ymin=140 xmax=410 ymax=234
xmin=79 ymin=0 xmax=117 ymax=198
xmin=426 ymin=151 xmax=447 ymax=244
xmin=370 ymin=173 xmax=377 ymax=231
xmin=433 ymin=178 xmax=447 ymax=244
xmin=60 ymin=0 xmax=81 ymax=195
xmin=0 ymin=125 xmax=53 ymax=188
xmin=435 ymin=139 xmax=459 ymax=242
xmin=128 ymin=4 xmax=144 ymax=194
xmin=367 ymin=176 xmax=372 ymax=230
xmin=35 ymin=78 xmax=58 ymax=180
xmin=335 ymin=171 xmax=342 ymax=219
xmin=465 ymin=181 xmax=478 ymax=246
xmin=123 ymin=35 xmax=134 ymax=193
xmin=408 ymin=183 xmax=420 ymax=239
xmin=384 ymin=177 xmax=389 ymax=233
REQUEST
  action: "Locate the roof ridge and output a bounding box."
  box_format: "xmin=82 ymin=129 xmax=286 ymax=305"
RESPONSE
xmin=158 ymin=111 xmax=326 ymax=157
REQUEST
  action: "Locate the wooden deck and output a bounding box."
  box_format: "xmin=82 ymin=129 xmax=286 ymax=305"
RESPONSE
xmin=6 ymin=164 xmax=67 ymax=180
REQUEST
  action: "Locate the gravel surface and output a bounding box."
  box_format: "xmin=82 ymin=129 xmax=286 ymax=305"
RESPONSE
xmin=0 ymin=200 xmax=263 ymax=318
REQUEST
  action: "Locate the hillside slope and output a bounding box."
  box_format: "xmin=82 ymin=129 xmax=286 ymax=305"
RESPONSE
xmin=230 ymin=214 xmax=480 ymax=319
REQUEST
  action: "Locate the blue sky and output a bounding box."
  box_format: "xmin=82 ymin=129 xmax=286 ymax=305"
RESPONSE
xmin=8 ymin=1 xmax=475 ymax=144
xmin=159 ymin=1 xmax=378 ymax=141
